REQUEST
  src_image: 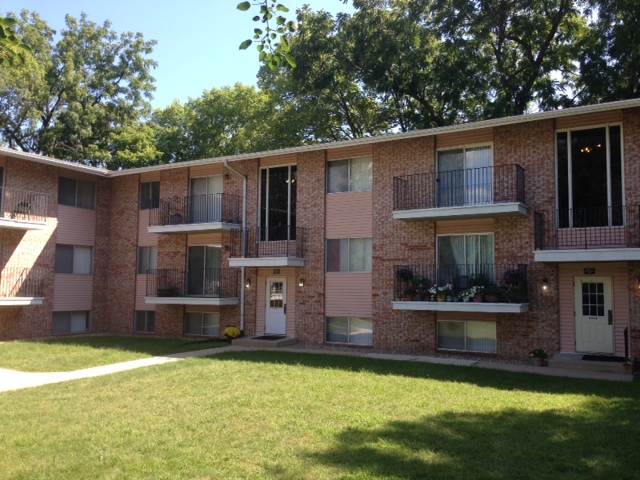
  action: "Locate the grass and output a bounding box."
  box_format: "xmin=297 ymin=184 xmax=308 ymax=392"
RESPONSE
xmin=1 ymin=349 xmax=639 ymax=479
xmin=0 ymin=335 xmax=227 ymax=372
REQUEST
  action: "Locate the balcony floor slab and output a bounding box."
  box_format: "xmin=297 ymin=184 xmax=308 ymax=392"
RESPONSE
xmin=0 ymin=297 xmax=45 ymax=306
xmin=228 ymin=257 xmax=305 ymax=268
xmin=534 ymin=248 xmax=640 ymax=262
xmin=145 ymin=297 xmax=240 ymax=306
xmin=148 ymin=222 xmax=240 ymax=235
xmin=392 ymin=301 xmax=529 ymax=313
xmin=393 ymin=202 xmax=527 ymax=221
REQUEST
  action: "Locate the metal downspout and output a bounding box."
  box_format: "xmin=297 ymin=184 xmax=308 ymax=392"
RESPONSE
xmin=224 ymin=159 xmax=247 ymax=332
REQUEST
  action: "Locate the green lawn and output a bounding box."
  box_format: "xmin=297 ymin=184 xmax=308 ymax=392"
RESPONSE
xmin=0 ymin=335 xmax=227 ymax=372
xmin=1 ymin=350 xmax=639 ymax=479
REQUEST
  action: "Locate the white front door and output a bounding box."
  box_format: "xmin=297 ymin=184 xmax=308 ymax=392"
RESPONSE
xmin=265 ymin=277 xmax=286 ymax=335
xmin=575 ymin=277 xmax=614 ymax=353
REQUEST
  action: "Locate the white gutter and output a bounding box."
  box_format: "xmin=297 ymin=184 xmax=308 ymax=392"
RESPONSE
xmin=224 ymin=158 xmax=248 ymax=332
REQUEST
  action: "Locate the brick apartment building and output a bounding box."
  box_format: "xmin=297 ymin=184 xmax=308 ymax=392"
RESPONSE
xmin=1 ymin=99 xmax=639 ymax=365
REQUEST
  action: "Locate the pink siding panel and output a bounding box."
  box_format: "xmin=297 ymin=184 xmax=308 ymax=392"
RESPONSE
xmin=558 ymin=262 xmax=629 ymax=355
xmin=556 ymin=110 xmax=623 ymax=130
xmin=57 ymin=205 xmax=96 ymax=245
xmin=436 ymin=128 xmax=494 ymax=149
xmin=140 ymin=171 xmax=160 ymax=182
xmin=260 ymin=154 xmax=297 ymax=168
xmin=326 ymin=191 xmax=373 ymax=238
xmin=325 ymin=273 xmax=373 ymax=317
xmin=436 ymin=219 xmax=495 ymax=235
xmin=190 ymin=163 xmax=224 ymax=177
xmin=53 ymin=275 xmax=93 ymax=310
xmin=327 ymin=145 xmax=372 ymax=161
xmin=255 ymin=267 xmax=296 ymax=336
xmin=188 ymin=233 xmax=222 ymax=246
xmin=186 ymin=305 xmax=221 ymax=313
xmin=138 ymin=210 xmax=157 ymax=247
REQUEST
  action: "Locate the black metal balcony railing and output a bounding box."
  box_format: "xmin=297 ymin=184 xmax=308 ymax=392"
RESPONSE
xmin=230 ymin=225 xmax=305 ymax=258
xmin=0 ymin=267 xmax=46 ymax=297
xmin=146 ymin=268 xmax=239 ymax=298
xmin=534 ymin=206 xmax=640 ymax=250
xmin=1 ymin=187 xmax=48 ymax=223
xmin=394 ymin=263 xmax=528 ymax=303
xmin=149 ymin=193 xmax=241 ymax=227
xmin=393 ymin=164 xmax=525 ymax=211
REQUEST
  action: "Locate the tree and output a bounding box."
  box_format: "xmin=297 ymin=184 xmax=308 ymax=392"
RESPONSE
xmin=0 ymin=15 xmax=31 ymax=65
xmin=0 ymin=10 xmax=159 ymax=169
xmin=237 ymin=0 xmax=298 ymax=70
xmin=575 ymin=0 xmax=640 ymax=103
xmin=151 ymin=83 xmax=280 ymax=163
xmin=257 ymin=7 xmax=394 ymax=141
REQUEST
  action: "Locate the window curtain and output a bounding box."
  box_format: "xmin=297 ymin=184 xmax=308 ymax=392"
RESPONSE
xmin=73 ymin=246 xmax=93 ymax=274
xmin=466 ymin=322 xmax=497 ymax=353
xmin=349 ymin=238 xmax=372 ymax=272
xmin=465 ymin=234 xmax=494 ymax=280
xmin=349 ymin=317 xmax=373 ymax=345
xmin=465 ymin=146 xmax=493 ymax=205
xmin=350 ymin=157 xmax=372 ymax=192
xmin=327 ymin=160 xmax=349 ymax=193
xmin=70 ymin=311 xmax=88 ymax=333
xmin=438 ymin=321 xmax=465 ymax=350
xmin=76 ymin=181 xmax=95 ymax=209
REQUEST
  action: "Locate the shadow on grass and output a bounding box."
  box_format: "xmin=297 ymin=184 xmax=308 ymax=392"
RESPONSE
xmin=199 ymin=350 xmax=640 ymax=399
xmin=300 ymin=402 xmax=640 ymax=479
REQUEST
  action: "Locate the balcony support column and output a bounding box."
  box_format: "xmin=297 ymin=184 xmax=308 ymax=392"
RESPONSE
xmin=224 ymin=159 xmax=247 ymax=332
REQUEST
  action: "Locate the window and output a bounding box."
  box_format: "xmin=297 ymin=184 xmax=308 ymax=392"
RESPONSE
xmin=327 ymin=156 xmax=372 ymax=193
xmin=437 ymin=146 xmax=492 ymax=207
xmin=135 ymin=310 xmax=155 ymax=333
xmin=58 ymin=177 xmax=96 ymax=209
xmin=190 ymin=176 xmax=223 ymax=223
xmin=260 ymin=165 xmax=297 ymax=241
xmin=437 ymin=234 xmax=494 ymax=287
xmin=557 ymin=126 xmax=623 ymax=227
xmin=438 ymin=320 xmax=496 ymax=353
xmin=326 ymin=317 xmax=373 ymax=345
xmin=52 ymin=311 xmax=90 ymax=335
xmin=137 ymin=246 xmax=158 ymax=274
xmin=185 ymin=312 xmax=219 ymax=336
xmin=55 ymin=245 xmax=93 ymax=274
xmin=326 ymin=238 xmax=372 ymax=272
xmin=139 ymin=181 xmax=160 ymax=210
xmin=187 ymin=245 xmax=221 ymax=296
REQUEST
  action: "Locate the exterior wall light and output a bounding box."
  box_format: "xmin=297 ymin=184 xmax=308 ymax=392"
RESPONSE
xmin=542 ymin=278 xmax=549 ymax=291
xmin=299 ymin=278 xmax=305 ymax=287
xmin=245 ymin=278 xmax=251 ymax=288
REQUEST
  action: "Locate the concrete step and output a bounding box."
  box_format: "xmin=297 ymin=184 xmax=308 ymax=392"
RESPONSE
xmin=548 ymin=353 xmax=633 ymax=375
xmin=232 ymin=336 xmax=297 ymax=348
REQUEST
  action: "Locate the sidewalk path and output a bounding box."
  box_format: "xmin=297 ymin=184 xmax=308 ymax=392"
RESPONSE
xmin=0 ymin=345 xmax=633 ymax=393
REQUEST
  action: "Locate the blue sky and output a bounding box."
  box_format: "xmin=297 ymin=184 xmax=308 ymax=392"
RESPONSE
xmin=2 ymin=0 xmax=354 ymax=109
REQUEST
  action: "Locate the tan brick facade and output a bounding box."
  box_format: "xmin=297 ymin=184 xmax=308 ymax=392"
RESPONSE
xmin=2 ymin=101 xmax=640 ymax=366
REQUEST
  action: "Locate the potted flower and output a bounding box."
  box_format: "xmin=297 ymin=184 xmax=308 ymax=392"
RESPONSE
xmin=529 ymin=347 xmax=549 ymax=366
xmin=429 ymin=283 xmax=453 ymax=302
xmin=461 ymin=285 xmax=482 ymax=303
xmin=223 ymin=326 xmax=242 ymax=343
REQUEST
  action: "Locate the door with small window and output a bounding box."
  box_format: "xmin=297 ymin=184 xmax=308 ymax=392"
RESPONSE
xmin=265 ymin=277 xmax=287 ymax=335
xmin=574 ymin=277 xmax=613 ymax=353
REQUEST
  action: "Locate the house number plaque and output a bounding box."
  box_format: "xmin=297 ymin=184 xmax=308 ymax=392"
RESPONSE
xmin=584 ymin=268 xmax=596 ymax=275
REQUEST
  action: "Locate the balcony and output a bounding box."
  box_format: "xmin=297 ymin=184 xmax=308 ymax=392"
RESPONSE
xmin=228 ymin=225 xmax=306 ymax=267
xmin=534 ymin=206 xmax=640 ymax=262
xmin=0 ymin=267 xmax=46 ymax=305
xmin=0 ymin=188 xmax=48 ymax=230
xmin=145 ymin=268 xmax=240 ymax=305
xmin=148 ymin=193 xmax=241 ymax=234
xmin=393 ymin=164 xmax=527 ymax=221
xmin=392 ymin=263 xmax=529 ymax=313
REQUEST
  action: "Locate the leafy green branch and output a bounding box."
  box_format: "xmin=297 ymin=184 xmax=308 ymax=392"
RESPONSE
xmin=237 ymin=1 xmax=297 ymax=69
xmin=0 ymin=15 xmax=31 ymax=66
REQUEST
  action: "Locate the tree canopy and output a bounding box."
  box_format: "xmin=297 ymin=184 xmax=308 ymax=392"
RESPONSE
xmin=0 ymin=10 xmax=159 ymax=169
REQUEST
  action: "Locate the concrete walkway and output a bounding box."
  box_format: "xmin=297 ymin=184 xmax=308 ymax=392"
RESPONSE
xmin=0 ymin=345 xmax=633 ymax=393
